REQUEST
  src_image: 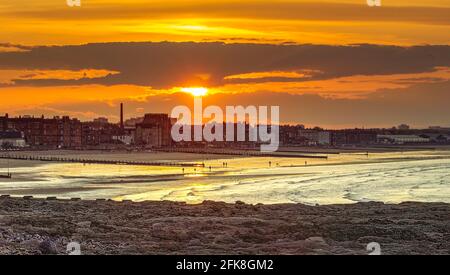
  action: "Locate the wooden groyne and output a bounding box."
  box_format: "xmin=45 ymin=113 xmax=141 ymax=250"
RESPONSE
xmin=0 ymin=174 xmax=12 ymax=179
xmin=157 ymin=148 xmax=328 ymax=159
xmin=0 ymin=154 xmax=204 ymax=168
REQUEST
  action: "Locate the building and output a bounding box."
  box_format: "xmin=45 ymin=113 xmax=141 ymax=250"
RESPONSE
xmin=279 ymin=125 xmax=309 ymax=146
xmin=135 ymin=114 xmax=172 ymax=147
xmin=428 ymin=126 xmax=450 ymax=131
xmin=0 ymin=131 xmax=26 ymax=148
xmin=81 ymin=120 xmax=122 ymax=146
xmin=112 ymin=134 xmax=134 ymax=145
xmin=298 ymin=129 xmax=331 ymax=145
xmin=93 ymin=117 xmax=109 ymax=124
xmin=419 ymin=134 xmax=449 ymax=144
xmin=331 ymin=130 xmax=377 ymax=146
xmin=0 ymin=114 xmax=82 ymax=148
xmin=82 ymin=104 xmax=130 ymax=147
xmin=124 ymin=117 xmax=144 ymax=128
xmin=377 ymin=135 xmax=430 ymax=144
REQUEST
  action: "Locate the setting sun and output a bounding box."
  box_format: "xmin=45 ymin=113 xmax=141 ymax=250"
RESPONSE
xmin=181 ymin=87 xmax=209 ymax=97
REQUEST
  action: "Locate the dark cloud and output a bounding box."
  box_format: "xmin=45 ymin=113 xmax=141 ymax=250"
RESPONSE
xmin=1 ymin=42 xmax=449 ymax=89
xmin=0 ymin=43 xmax=33 ymax=52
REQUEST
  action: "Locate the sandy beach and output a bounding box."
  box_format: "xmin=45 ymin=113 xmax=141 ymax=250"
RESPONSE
xmin=0 ymin=149 xmax=449 ymax=204
xmin=0 ymin=149 xmax=448 ymax=256
xmin=0 ymin=197 xmax=448 ymax=255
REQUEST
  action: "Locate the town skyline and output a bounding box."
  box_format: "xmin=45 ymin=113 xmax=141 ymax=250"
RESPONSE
xmin=1 ymin=109 xmax=449 ymax=131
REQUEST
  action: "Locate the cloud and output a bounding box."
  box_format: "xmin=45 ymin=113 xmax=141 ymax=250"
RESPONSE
xmin=0 ymin=69 xmax=119 ymax=85
xmin=0 ymin=43 xmax=33 ymax=53
xmin=1 ymin=42 xmax=449 ymax=89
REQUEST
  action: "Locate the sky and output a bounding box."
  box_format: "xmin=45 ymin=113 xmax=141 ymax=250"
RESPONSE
xmin=0 ymin=0 xmax=449 ymax=128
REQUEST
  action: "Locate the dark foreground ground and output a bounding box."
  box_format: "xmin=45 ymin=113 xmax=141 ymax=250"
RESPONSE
xmin=0 ymin=197 xmax=448 ymax=255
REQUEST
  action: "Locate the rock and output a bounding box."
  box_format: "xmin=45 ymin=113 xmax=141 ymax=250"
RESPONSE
xmin=0 ymin=197 xmax=448 ymax=255
xmin=39 ymin=240 xmax=58 ymax=255
xmin=188 ymin=239 xmax=202 ymax=247
xmin=23 ymin=239 xmax=41 ymax=250
xmin=76 ymin=221 xmax=91 ymax=228
xmin=304 ymin=237 xmax=329 ymax=249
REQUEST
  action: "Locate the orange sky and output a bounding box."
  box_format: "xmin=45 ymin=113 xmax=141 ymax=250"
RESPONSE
xmin=0 ymin=0 xmax=449 ymax=127
xmin=1 ymin=0 xmax=449 ymax=45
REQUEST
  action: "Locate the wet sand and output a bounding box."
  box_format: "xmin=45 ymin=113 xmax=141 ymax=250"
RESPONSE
xmin=0 ymin=197 xmax=448 ymax=255
xmin=1 ymin=150 xmax=449 ymax=205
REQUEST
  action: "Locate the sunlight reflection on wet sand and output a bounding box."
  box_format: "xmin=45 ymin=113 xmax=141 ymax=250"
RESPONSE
xmin=0 ymin=150 xmax=449 ymax=205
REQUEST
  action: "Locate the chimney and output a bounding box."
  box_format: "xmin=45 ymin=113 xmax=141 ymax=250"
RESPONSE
xmin=120 ymin=103 xmax=124 ymax=130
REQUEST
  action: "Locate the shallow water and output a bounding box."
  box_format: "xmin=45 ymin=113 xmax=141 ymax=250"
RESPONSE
xmin=0 ymin=150 xmax=449 ymax=205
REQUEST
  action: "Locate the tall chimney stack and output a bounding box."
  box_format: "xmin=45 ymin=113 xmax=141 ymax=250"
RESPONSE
xmin=120 ymin=103 xmax=124 ymax=130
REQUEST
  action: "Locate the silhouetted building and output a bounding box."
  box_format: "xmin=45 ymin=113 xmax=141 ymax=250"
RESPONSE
xmin=81 ymin=120 xmax=122 ymax=146
xmin=298 ymin=129 xmax=331 ymax=145
xmin=428 ymin=126 xmax=450 ymax=131
xmin=0 ymin=114 xmax=82 ymax=148
xmin=135 ymin=114 xmax=172 ymax=147
xmin=93 ymin=117 xmax=109 ymax=124
xmin=0 ymin=130 xmax=26 ymax=148
xmin=112 ymin=134 xmax=134 ymax=145
xmin=377 ymin=135 xmax=430 ymax=144
xmin=331 ymin=130 xmax=377 ymax=146
xmin=419 ymin=133 xmax=449 ymax=143
xmin=124 ymin=117 xmax=144 ymax=127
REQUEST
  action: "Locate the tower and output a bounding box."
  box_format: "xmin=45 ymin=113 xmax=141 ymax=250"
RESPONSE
xmin=120 ymin=103 xmax=124 ymax=130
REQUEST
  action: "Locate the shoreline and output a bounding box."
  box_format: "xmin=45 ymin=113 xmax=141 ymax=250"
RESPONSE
xmin=1 ymin=148 xmax=449 ymax=169
xmin=1 ymin=149 xmax=449 ymax=205
xmin=0 ymin=197 xmax=448 ymax=255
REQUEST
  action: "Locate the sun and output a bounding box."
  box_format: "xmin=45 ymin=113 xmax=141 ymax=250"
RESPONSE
xmin=181 ymin=87 xmax=208 ymax=97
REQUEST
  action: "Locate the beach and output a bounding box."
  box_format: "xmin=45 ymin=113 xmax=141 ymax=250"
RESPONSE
xmin=0 ymin=150 xmax=449 ymax=205
xmin=0 ymin=149 xmax=449 ymax=255
xmin=0 ymin=197 xmax=448 ymax=255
